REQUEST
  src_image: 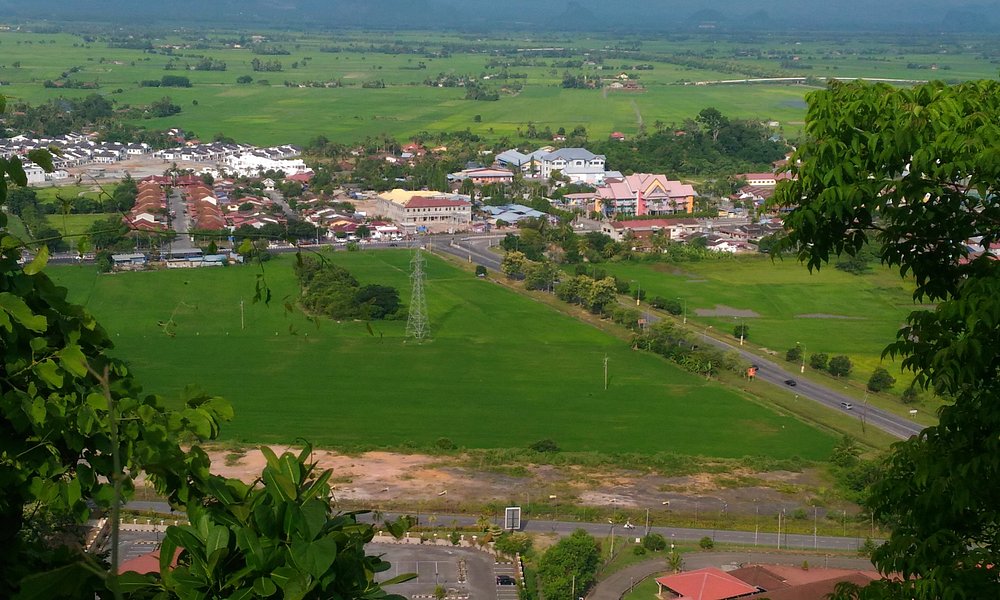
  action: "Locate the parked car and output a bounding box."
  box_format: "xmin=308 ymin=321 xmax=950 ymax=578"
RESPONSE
xmin=840 ymin=402 xmax=854 ymax=410
xmin=497 ymin=576 xmax=516 ymax=586
xmin=784 ymin=379 xmax=797 ymax=387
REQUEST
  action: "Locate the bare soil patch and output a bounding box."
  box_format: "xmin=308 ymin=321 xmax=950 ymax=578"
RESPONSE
xmin=204 ymin=446 xmax=845 ymax=519
xmin=695 ymin=305 xmax=761 ymax=318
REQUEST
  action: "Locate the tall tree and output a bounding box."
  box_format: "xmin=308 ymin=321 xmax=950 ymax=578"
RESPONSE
xmin=775 ymin=79 xmax=1000 ymax=599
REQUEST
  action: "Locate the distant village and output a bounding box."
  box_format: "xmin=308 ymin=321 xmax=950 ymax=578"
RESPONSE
xmin=3 ymin=130 xmax=799 ymax=270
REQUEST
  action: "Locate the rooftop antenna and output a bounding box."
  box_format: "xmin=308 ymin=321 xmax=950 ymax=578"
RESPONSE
xmin=405 ymin=248 xmax=430 ymax=342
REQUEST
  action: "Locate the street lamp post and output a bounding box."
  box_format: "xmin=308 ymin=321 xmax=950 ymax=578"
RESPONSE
xmin=813 ymin=505 xmax=819 ymax=549
xmin=677 ymin=297 xmax=687 ymax=324
xmin=753 ymin=499 xmax=759 ymax=547
xmin=631 ymin=280 xmax=641 ymax=306
xmin=797 ymin=342 xmax=806 ymax=373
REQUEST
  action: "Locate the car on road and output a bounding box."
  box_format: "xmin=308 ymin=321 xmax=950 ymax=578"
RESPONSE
xmin=840 ymin=402 xmax=854 ymax=410
xmin=497 ymin=576 xmax=516 ymax=586
xmin=784 ymin=379 xmax=797 ymax=387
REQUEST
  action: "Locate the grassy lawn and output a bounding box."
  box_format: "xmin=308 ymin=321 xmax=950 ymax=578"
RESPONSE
xmin=47 ymin=250 xmax=839 ymax=460
xmin=592 ymin=256 xmax=946 ymax=423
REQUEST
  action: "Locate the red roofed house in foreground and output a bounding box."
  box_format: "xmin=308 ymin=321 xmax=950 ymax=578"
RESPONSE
xmin=655 ymin=567 xmax=760 ymax=600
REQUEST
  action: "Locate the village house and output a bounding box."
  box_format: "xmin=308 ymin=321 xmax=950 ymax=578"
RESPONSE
xmin=374 ymin=189 xmax=472 ymax=233
xmin=601 ymin=217 xmax=704 ymax=243
xmin=596 ymin=173 xmax=697 ymax=216
xmin=448 ymin=167 xmax=515 ymax=185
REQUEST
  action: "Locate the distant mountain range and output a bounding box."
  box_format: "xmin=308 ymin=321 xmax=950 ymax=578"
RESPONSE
xmin=3 ymin=0 xmax=999 ymax=33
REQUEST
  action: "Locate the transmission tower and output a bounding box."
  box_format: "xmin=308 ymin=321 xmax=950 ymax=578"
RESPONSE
xmin=405 ymin=248 xmax=430 ymax=342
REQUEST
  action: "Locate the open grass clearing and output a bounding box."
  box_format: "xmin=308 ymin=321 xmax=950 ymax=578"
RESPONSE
xmin=590 ymin=257 xmax=945 ymax=425
xmin=48 ymin=250 xmax=839 ymax=460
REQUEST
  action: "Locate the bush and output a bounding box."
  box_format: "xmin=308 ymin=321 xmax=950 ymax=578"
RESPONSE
xmin=475 ymin=265 xmax=488 ymax=277
xmin=642 ymin=533 xmax=667 ymax=551
xmin=809 ymin=352 xmax=829 ymax=370
xmin=529 ymin=439 xmax=559 ymax=453
xmin=901 ymin=386 xmax=920 ymax=404
xmin=435 ymin=437 xmax=457 ymax=450
xmin=786 ymin=345 xmax=803 ymax=363
xmin=698 ymin=536 xmax=714 ymax=550
xmin=828 ymin=355 xmax=853 ymax=377
xmin=632 ymin=545 xmax=647 ymax=556
xmin=867 ymin=367 xmax=896 ymax=392
xmin=450 ymin=531 xmax=461 ymax=546
xmin=733 ymin=324 xmax=749 ymax=341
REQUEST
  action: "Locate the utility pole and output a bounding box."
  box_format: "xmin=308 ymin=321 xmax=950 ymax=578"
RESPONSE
xmin=603 ymin=354 xmax=608 ymax=390
xmin=777 ymin=511 xmax=782 ymax=550
xmin=240 ymin=298 xmax=245 ymax=331
xmin=644 ymin=508 xmax=650 ymax=537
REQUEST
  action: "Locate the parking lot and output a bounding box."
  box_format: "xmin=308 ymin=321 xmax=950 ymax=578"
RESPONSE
xmin=115 ymin=532 xmax=508 ymax=599
xmin=370 ymin=543 xmax=501 ymax=599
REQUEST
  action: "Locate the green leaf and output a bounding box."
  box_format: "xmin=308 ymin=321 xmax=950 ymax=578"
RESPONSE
xmin=34 ymin=359 xmax=64 ymax=389
xmin=253 ymin=576 xmax=278 ymax=597
xmin=6 ymin=157 xmax=27 ymax=187
xmin=206 ymin=524 xmax=231 ymax=557
xmin=26 ymin=148 xmax=55 ymax=173
xmin=86 ymin=392 xmax=109 ymax=411
xmin=236 ymin=528 xmax=267 ymax=571
xmin=0 ymin=292 xmax=48 ymax=332
xmin=290 ymin=536 xmax=338 ymax=580
xmin=114 ymin=571 xmax=158 ymax=593
xmin=14 ymin=560 xmax=102 ymax=600
xmin=57 ymin=343 xmax=89 ymax=377
xmin=23 ymin=246 xmax=49 ymax=275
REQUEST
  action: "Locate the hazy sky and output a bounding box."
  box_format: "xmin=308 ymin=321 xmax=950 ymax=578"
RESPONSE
xmin=6 ymin=0 xmax=999 ymax=32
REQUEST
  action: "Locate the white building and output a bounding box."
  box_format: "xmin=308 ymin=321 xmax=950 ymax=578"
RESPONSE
xmin=496 ymin=147 xmax=611 ymax=184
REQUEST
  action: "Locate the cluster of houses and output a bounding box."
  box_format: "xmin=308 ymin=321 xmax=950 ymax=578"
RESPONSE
xmin=1 ymin=132 xmax=153 ymax=183
xmin=600 ymin=216 xmax=784 ymax=253
xmin=156 ymin=143 xmax=308 ymax=178
xmin=125 ymin=180 xmax=169 ymax=232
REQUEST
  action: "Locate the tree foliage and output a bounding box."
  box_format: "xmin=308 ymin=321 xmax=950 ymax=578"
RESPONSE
xmin=775 ymin=80 xmax=1000 ymax=599
xmin=295 ymin=257 xmax=401 ymax=321
xmin=536 ymin=529 xmax=600 ymax=600
xmin=867 ymin=367 xmax=897 ymax=393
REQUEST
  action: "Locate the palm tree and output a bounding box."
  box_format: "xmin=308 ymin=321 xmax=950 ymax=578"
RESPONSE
xmin=667 ymin=551 xmax=684 ymax=573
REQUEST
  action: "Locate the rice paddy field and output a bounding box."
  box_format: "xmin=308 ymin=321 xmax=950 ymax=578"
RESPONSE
xmin=47 ymin=250 xmax=840 ymax=460
xmin=1 ymin=29 xmax=996 ymax=146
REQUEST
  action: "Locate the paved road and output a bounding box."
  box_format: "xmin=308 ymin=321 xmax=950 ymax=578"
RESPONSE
xmin=590 ymin=551 xmax=875 ymax=600
xmin=689 ymin=327 xmax=922 ymax=439
xmin=265 ymin=190 xmax=298 ymax=220
xmin=124 ymin=502 xmax=870 ymax=554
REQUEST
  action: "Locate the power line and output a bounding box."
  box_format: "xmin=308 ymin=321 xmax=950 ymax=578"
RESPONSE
xmin=405 ymin=248 xmax=429 ymax=342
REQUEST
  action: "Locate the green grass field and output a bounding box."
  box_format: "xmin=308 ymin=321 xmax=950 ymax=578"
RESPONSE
xmin=1 ymin=30 xmax=996 ymax=146
xmin=592 ymin=256 xmax=947 ymax=420
xmin=47 ymin=251 xmax=838 ymax=460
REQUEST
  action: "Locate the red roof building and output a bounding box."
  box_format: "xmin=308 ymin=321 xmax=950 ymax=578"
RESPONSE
xmin=655 ymin=568 xmax=760 ymax=600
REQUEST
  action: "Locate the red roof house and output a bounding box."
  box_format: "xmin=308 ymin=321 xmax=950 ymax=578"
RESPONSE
xmin=655 ymin=568 xmax=760 ymax=600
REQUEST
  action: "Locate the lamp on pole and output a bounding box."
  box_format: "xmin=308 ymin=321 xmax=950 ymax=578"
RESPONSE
xmin=677 ymin=296 xmax=687 ymax=324
xmin=631 ymin=280 xmax=641 ymax=306
xmin=753 ymin=499 xmax=759 ymax=547
xmin=797 ymin=341 xmax=806 ymax=373
xmin=813 ymin=505 xmax=818 ymax=549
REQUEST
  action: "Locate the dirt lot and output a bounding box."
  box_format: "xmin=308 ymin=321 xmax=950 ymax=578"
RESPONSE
xmin=206 ymin=445 xmax=844 ymax=520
